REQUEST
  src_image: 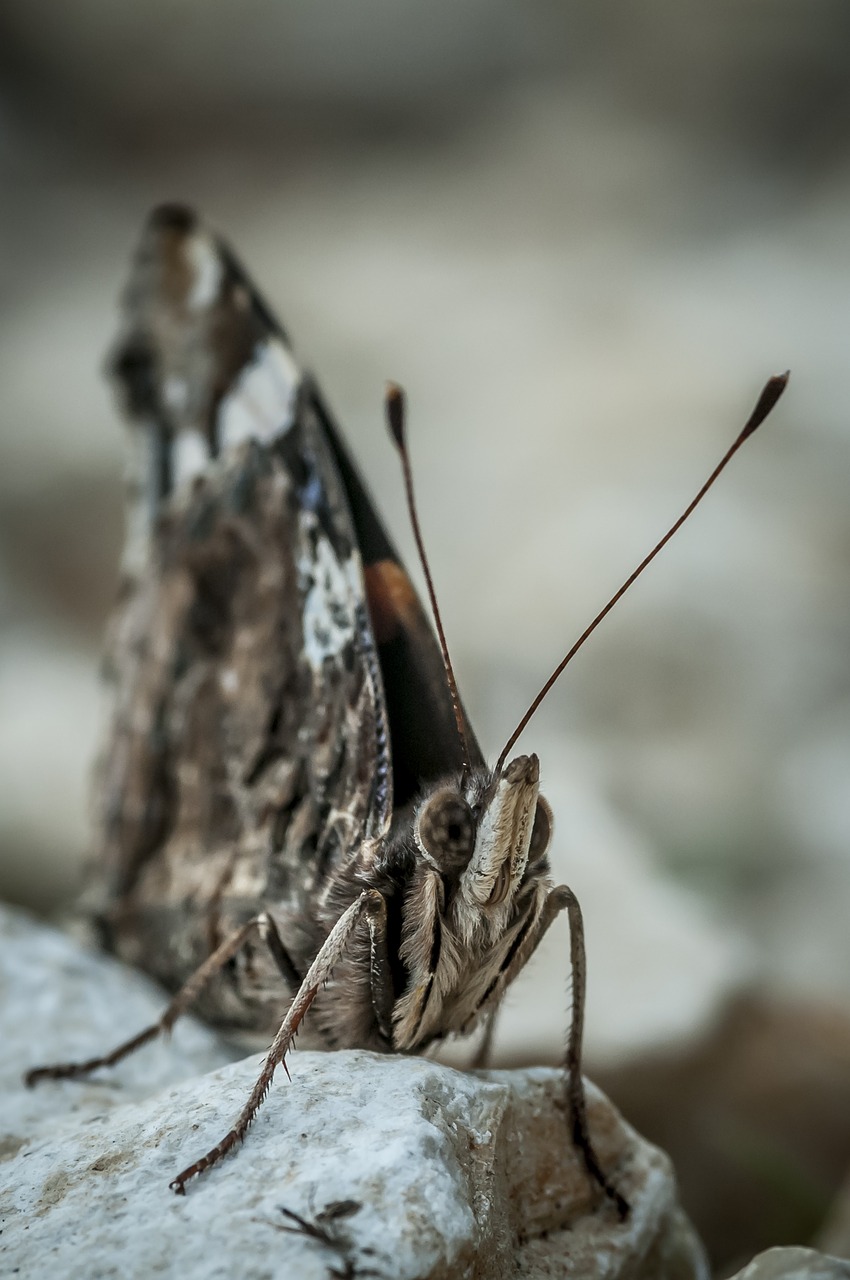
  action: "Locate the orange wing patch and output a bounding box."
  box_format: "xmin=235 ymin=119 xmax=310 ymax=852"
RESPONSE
xmin=364 ymin=559 xmax=421 ymax=645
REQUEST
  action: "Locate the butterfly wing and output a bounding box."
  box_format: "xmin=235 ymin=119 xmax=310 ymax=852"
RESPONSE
xmin=93 ymin=205 xmax=480 ymax=1028
xmin=311 ymin=389 xmax=484 ymax=808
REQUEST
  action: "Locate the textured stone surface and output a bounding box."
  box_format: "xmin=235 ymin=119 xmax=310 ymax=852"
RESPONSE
xmin=0 ymin=904 xmax=708 ymax=1279
xmin=2 ymin=1054 xmax=709 ymax=1280
xmin=727 ymin=1247 xmax=850 ymax=1279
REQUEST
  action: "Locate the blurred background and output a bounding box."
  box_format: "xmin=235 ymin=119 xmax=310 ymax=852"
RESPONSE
xmin=1 ymin=2 xmax=849 ymax=1271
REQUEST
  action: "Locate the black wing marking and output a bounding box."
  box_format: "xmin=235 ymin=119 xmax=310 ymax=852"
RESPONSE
xmin=312 ymin=389 xmax=485 ymax=806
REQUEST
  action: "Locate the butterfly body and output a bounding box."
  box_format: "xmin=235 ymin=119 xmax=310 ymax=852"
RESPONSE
xmin=93 ymin=205 xmax=559 ymax=1066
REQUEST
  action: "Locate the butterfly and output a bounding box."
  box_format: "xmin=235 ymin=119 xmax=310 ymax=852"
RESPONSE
xmin=26 ymin=204 xmax=786 ymax=1209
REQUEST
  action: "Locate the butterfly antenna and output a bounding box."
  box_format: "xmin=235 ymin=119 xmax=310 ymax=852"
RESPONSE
xmin=385 ymin=383 xmax=472 ymax=779
xmin=495 ymin=372 xmax=790 ymax=774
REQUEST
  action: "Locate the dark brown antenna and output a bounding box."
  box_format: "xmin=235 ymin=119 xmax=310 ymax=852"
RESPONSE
xmin=495 ymin=372 xmax=790 ymax=775
xmin=385 ymin=383 xmax=472 ymax=780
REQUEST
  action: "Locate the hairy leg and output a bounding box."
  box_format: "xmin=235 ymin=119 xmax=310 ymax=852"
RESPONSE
xmin=561 ymin=886 xmax=629 ymax=1219
xmin=365 ymin=889 xmax=395 ymax=1045
xmin=468 ymin=1008 xmax=498 ymax=1070
xmin=25 ymin=911 xmax=299 ymax=1086
xmin=170 ymin=888 xmax=386 ymax=1193
xmin=462 ymin=884 xmax=629 ymax=1218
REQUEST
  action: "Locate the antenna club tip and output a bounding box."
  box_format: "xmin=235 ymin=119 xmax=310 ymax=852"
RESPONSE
xmin=385 ymin=382 xmax=406 ymax=449
xmin=739 ymin=369 xmax=790 ymax=440
xmin=767 ymin=369 xmax=791 ymax=398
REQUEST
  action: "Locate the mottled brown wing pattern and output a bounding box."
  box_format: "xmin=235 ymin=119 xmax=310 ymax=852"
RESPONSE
xmin=94 ymin=206 xmax=393 ymax=1033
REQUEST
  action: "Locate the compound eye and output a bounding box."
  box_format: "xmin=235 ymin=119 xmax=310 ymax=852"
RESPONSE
xmin=416 ymin=789 xmax=476 ymax=870
xmin=528 ymin=795 xmax=553 ymax=861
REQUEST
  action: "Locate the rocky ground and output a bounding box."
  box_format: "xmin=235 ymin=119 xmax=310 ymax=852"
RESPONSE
xmin=5 ymin=903 xmax=850 ymax=1279
xmin=2 ymin=904 xmax=707 ymax=1280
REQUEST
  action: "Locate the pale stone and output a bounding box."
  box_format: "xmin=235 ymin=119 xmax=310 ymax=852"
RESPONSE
xmin=2 ymin=1056 xmax=707 ymax=1280
xmin=0 ymin=903 xmax=232 ymax=1150
xmin=726 ymin=1247 xmax=850 ymax=1279
xmin=0 ymin=904 xmax=708 ymax=1279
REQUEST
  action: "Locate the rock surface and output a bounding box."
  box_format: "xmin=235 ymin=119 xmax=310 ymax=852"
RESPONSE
xmin=0 ymin=904 xmax=708 ymax=1279
xmin=726 ymin=1247 xmax=850 ymax=1279
xmin=0 ymin=903 xmax=232 ymax=1148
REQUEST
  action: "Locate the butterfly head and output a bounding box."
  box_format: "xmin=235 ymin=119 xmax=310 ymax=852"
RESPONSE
xmin=389 ymin=755 xmax=553 ymax=1051
xmin=414 ymin=753 xmax=552 ymax=908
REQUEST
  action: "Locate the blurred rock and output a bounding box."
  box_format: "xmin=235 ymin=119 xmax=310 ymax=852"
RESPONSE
xmin=3 ymin=0 xmax=850 ymax=170
xmin=0 ymin=903 xmax=232 ymax=1143
xmin=0 ymin=473 xmax=122 ymax=639
xmin=726 ymin=1247 xmax=850 ymax=1279
xmin=596 ymin=994 xmax=850 ymax=1274
xmin=1 ymin=903 xmax=708 ymax=1280
xmin=0 ymin=0 xmax=534 ymax=144
xmin=0 ymin=634 xmax=101 ymax=910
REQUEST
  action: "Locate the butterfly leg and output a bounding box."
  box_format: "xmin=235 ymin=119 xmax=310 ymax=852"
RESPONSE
xmin=365 ymin=889 xmax=395 ymax=1045
xmin=464 ymin=885 xmax=629 ymax=1218
xmin=559 ymin=885 xmax=629 ymax=1219
xmin=24 ymin=912 xmax=300 ymax=1086
xmin=468 ymin=1009 xmax=499 ymax=1069
xmin=169 ymin=888 xmax=386 ymax=1194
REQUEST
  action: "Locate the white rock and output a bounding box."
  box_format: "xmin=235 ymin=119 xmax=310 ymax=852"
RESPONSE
xmin=0 ymin=903 xmax=232 ymax=1150
xmin=727 ymin=1248 xmax=850 ymax=1279
xmin=2 ymin=1057 xmax=707 ymax=1280
xmin=0 ymin=904 xmax=708 ymax=1279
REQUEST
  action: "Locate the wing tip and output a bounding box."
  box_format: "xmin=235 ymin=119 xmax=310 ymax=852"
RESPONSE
xmin=147 ymin=202 xmax=200 ymax=236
